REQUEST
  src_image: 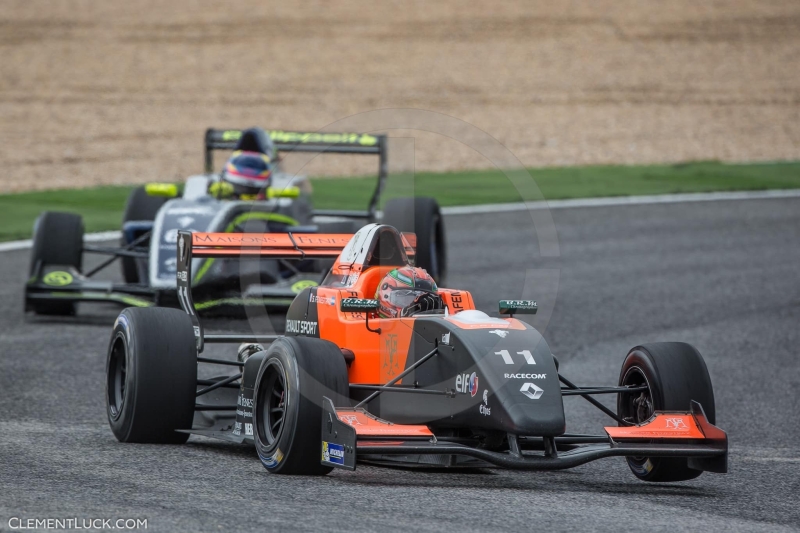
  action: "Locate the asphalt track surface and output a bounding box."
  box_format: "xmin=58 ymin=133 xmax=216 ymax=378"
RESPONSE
xmin=1 ymin=198 xmax=799 ymax=532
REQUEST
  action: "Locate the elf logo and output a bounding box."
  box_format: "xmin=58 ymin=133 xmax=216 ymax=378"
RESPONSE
xmin=455 ymin=372 xmax=479 ymax=397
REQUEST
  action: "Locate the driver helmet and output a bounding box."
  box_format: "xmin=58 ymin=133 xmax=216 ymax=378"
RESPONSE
xmin=220 ymin=150 xmax=272 ymax=196
xmin=375 ymin=266 xmax=443 ymax=318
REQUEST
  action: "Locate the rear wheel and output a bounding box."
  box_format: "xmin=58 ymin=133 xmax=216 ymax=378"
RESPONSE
xmin=29 ymin=211 xmax=84 ymax=315
xmin=383 ymin=197 xmax=447 ymax=285
xmin=106 ymin=307 xmax=197 ymax=443
xmin=618 ymin=342 xmax=716 ymax=482
xmin=253 ymin=337 xmax=349 ymax=475
xmin=121 ymin=186 xmax=167 ymax=284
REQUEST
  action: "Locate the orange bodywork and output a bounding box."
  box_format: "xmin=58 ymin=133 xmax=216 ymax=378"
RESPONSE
xmin=336 ymin=409 xmax=433 ymax=437
xmin=315 ymin=267 xmax=486 ymax=385
xmin=316 ymin=281 xmax=415 ymax=385
xmin=605 ymin=413 xmax=707 ymax=440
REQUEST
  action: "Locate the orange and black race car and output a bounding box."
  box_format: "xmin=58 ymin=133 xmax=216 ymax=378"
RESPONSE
xmin=105 ymin=224 xmax=727 ymax=482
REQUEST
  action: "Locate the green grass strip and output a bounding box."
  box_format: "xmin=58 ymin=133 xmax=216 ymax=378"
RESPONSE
xmin=1 ymin=160 xmax=799 ymax=242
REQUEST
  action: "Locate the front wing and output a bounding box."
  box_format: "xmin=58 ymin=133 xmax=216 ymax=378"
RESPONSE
xmin=320 ymin=399 xmax=728 ymax=472
xmin=25 ymin=265 xmax=155 ymax=311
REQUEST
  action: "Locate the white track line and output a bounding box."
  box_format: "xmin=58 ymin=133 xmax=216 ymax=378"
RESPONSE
xmin=0 ymin=230 xmax=122 ymax=252
xmin=2 ymin=189 xmax=798 ymax=253
xmin=440 ymin=188 xmax=800 ymax=215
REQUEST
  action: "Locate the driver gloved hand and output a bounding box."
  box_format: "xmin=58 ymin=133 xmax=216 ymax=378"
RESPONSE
xmin=401 ymin=293 xmax=445 ymax=317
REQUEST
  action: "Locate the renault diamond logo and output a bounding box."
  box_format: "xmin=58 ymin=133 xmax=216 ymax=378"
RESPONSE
xmin=520 ymin=382 xmax=544 ymax=400
xmin=177 ymin=216 xmax=195 ymax=228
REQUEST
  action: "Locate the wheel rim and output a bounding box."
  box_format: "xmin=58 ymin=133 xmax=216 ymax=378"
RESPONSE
xmin=619 ymin=366 xmax=654 ymax=424
xmin=107 ymin=336 xmax=127 ymax=420
xmin=619 ymin=366 xmax=654 ymax=465
xmin=257 ymin=361 xmax=286 ymax=447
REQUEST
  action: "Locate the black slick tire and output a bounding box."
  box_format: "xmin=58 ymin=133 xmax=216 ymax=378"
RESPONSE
xmin=106 ymin=307 xmax=197 ymax=443
xmin=29 ymin=211 xmax=84 ymax=315
xmin=253 ymin=336 xmax=349 ymax=475
xmin=617 ymin=342 xmax=716 ymax=482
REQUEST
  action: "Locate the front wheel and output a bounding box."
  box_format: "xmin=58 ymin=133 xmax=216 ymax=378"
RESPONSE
xmin=106 ymin=307 xmax=197 ymax=443
xmin=618 ymin=342 xmax=716 ymax=482
xmin=28 ymin=211 xmax=84 ymax=315
xmin=253 ymin=337 xmax=349 ymax=475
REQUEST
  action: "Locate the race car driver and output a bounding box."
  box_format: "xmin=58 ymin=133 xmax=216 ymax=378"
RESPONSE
xmin=209 ymin=127 xmax=278 ymax=200
xmin=209 ymin=150 xmax=273 ymax=200
xmin=375 ymin=266 xmax=444 ymax=318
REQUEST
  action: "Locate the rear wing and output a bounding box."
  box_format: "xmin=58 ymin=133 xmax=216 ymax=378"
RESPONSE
xmin=176 ymin=229 xmax=415 ymax=351
xmin=204 ymin=128 xmax=388 ymax=220
xmin=176 ymin=229 xmax=352 ymax=351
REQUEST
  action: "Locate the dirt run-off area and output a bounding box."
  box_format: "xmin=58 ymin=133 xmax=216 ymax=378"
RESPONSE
xmin=1 ymin=0 xmax=799 ymax=192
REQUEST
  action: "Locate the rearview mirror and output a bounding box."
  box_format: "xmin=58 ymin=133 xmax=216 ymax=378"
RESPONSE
xmin=499 ymin=300 xmax=538 ymax=315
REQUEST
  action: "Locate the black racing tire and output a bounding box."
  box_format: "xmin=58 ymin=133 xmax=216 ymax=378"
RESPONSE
xmin=253 ymin=336 xmax=350 ymax=475
xmin=120 ymin=186 xmax=167 ymax=284
xmin=383 ymin=197 xmax=447 ymax=285
xmin=29 ymin=211 xmax=84 ymax=316
xmin=617 ymin=342 xmax=716 ymax=482
xmin=106 ymin=307 xmax=197 ymax=444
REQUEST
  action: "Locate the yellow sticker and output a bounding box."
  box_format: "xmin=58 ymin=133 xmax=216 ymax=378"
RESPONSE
xmin=222 ymin=130 xmax=242 ymax=141
xmin=267 ymin=187 xmax=300 ymax=199
xmin=144 ymin=183 xmax=179 ymax=198
xmin=291 ymin=280 xmax=318 ymax=294
xmin=43 ymin=271 xmax=73 ymax=287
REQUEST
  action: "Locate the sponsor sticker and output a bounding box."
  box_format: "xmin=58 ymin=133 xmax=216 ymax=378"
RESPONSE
xmin=322 ymin=441 xmax=345 ymax=465
xmin=309 ymin=293 xmax=336 ymax=306
xmin=167 ymin=206 xmax=215 ymax=216
xmin=291 ymin=280 xmax=318 ymax=294
xmin=340 ymin=298 xmax=378 ymax=312
xmin=665 ymin=417 xmax=689 ymax=430
xmin=43 ymin=271 xmax=73 ymax=287
xmin=340 ymin=415 xmax=361 ymax=426
xmin=346 ymin=272 xmax=360 ymax=287
xmin=450 ymin=291 xmax=464 ymax=310
xmin=480 ymin=389 xmax=491 ymax=416
xmin=261 ymin=448 xmax=284 ymax=469
xmin=455 ymin=372 xmax=479 ymax=397
xmin=504 ymin=373 xmax=547 ymax=379
xmin=286 ymin=320 xmax=318 ymax=336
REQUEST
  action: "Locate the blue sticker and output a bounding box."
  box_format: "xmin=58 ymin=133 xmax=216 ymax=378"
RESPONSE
xmin=322 ymin=441 xmax=345 ymax=465
xmin=259 ymin=448 xmax=284 ymax=469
